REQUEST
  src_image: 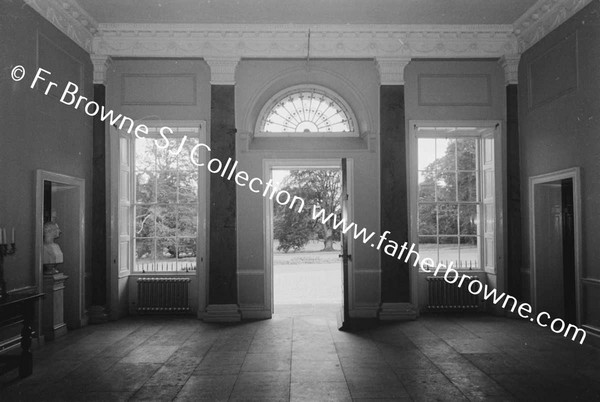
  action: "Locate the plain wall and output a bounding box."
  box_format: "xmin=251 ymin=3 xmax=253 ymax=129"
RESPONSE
xmin=0 ymin=1 xmax=93 ymax=293
xmin=518 ymin=1 xmax=600 ymax=329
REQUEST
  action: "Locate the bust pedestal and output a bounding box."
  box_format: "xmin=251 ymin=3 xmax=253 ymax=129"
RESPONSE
xmin=42 ymin=272 xmax=68 ymax=340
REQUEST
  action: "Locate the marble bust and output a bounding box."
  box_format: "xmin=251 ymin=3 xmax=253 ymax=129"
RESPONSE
xmin=43 ymin=221 xmax=63 ymax=274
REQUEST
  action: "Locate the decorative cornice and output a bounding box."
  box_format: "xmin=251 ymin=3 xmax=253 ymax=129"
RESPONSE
xmin=91 ymin=24 xmax=518 ymax=60
xmin=90 ymin=54 xmax=112 ymax=85
xmin=498 ymin=54 xmax=520 ymax=85
xmin=376 ymin=57 xmax=411 ymax=85
xmin=513 ymin=0 xmax=593 ymax=52
xmin=24 ymin=0 xmax=98 ymax=52
xmin=26 ymin=1 xmax=595 ymax=63
xmin=204 ymin=57 xmax=240 ymax=85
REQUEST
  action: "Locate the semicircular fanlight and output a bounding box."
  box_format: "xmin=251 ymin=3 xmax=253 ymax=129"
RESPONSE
xmin=260 ymin=89 xmax=355 ymax=133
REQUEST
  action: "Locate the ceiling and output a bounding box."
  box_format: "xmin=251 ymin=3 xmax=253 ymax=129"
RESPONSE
xmin=75 ymin=0 xmax=538 ymax=25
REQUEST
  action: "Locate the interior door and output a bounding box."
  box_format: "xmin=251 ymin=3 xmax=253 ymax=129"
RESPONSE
xmin=338 ymin=158 xmax=350 ymax=330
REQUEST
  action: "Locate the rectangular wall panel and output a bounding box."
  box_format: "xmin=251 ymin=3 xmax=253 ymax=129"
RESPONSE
xmin=119 ymin=241 xmax=129 ymax=272
xmin=582 ymin=281 xmax=600 ymax=329
xmin=37 ymin=32 xmax=83 ymax=97
xmin=121 ymin=74 xmax=197 ymax=105
xmin=354 ymin=271 xmax=380 ymax=305
xmin=528 ymin=33 xmax=578 ymax=108
xmin=238 ymin=273 xmax=264 ymax=306
xmin=418 ymin=74 xmax=491 ymax=106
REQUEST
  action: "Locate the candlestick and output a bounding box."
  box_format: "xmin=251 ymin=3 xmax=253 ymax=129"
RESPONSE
xmin=0 ymin=238 xmax=16 ymax=300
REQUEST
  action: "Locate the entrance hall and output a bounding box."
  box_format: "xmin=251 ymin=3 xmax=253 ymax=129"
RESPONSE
xmin=2 ymin=0 xmax=600 ymax=400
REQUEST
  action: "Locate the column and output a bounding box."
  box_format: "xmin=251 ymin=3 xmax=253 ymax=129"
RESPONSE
xmin=89 ymin=54 xmax=111 ymax=323
xmin=204 ymin=57 xmax=242 ymax=322
xmin=376 ymin=57 xmax=417 ymax=320
xmin=500 ymin=54 xmax=523 ymax=299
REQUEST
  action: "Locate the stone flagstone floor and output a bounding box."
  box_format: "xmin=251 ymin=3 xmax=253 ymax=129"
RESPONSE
xmin=1 ymin=309 xmax=600 ymax=401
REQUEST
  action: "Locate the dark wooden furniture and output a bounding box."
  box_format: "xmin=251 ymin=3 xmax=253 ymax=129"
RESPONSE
xmin=0 ymin=292 xmax=44 ymax=378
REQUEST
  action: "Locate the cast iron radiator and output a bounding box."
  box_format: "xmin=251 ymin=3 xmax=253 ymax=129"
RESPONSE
xmin=136 ymin=277 xmax=190 ymax=313
xmin=426 ymin=276 xmax=480 ymax=310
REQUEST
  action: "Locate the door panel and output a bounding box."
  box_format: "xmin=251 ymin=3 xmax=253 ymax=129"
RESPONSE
xmin=338 ymin=158 xmax=350 ymax=330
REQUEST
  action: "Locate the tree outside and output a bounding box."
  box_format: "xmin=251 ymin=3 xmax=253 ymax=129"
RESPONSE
xmin=272 ymin=168 xmax=343 ymax=306
xmin=273 ymin=169 xmax=342 ymax=253
xmin=134 ymin=136 xmax=199 ymax=272
xmin=418 ymin=137 xmax=479 ymax=267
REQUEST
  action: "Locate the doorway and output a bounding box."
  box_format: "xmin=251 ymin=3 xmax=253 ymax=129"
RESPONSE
xmin=36 ymin=170 xmax=86 ymax=334
xmin=530 ymin=168 xmax=581 ymax=323
xmin=265 ymin=160 xmax=351 ymax=319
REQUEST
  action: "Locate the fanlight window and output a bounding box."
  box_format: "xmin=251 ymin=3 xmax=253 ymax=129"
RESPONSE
xmin=257 ymin=87 xmax=357 ymax=137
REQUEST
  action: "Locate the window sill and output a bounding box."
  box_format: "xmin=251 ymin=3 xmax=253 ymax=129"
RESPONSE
xmin=419 ymin=269 xmax=486 ymax=274
xmin=129 ymin=272 xmax=196 ymax=276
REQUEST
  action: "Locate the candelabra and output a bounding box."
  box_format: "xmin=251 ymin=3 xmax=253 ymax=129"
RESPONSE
xmin=0 ymin=243 xmax=16 ymax=300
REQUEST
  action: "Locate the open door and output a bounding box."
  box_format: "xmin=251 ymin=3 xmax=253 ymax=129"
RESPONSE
xmin=531 ymin=168 xmax=581 ymax=323
xmin=338 ymin=158 xmax=350 ymax=330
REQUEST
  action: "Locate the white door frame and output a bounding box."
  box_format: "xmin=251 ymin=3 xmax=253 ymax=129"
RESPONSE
xmin=529 ymin=167 xmax=582 ymax=323
xmin=35 ymin=170 xmax=86 ymax=333
xmin=263 ymin=158 xmax=355 ymax=315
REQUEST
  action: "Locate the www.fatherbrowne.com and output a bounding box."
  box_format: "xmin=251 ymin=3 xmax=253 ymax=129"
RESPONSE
xmin=194 ymin=141 xmax=587 ymax=344
xmin=16 ymin=65 xmax=586 ymax=345
xmin=310 ymin=208 xmax=587 ymax=344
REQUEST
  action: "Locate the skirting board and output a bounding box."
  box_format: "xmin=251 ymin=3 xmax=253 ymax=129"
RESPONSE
xmin=378 ymin=303 xmax=418 ymax=321
xmin=203 ymin=304 xmax=242 ymax=322
xmin=584 ymin=330 xmax=600 ymax=349
xmin=349 ymin=306 xmax=379 ymax=319
xmin=240 ymin=307 xmax=271 ymax=320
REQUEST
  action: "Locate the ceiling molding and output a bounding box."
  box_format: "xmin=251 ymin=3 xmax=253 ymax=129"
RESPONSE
xmin=513 ymin=0 xmax=593 ymax=52
xmin=26 ymin=0 xmax=594 ymax=64
xmin=91 ymin=23 xmax=518 ymax=60
xmin=24 ymin=0 xmax=98 ymax=52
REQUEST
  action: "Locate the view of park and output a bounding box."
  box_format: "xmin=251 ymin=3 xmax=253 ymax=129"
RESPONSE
xmin=417 ymin=136 xmax=481 ymax=269
xmin=130 ymin=135 xmax=480 ymax=277
xmin=272 ymin=169 xmax=342 ymax=306
xmin=134 ymin=136 xmax=199 ymax=273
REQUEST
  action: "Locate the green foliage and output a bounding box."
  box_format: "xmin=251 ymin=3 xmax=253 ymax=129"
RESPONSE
xmin=418 ymin=138 xmax=478 ymax=244
xmin=134 ymin=137 xmax=198 ymax=260
xmin=273 ymin=200 xmax=314 ymax=253
xmin=273 ymin=169 xmax=341 ymax=252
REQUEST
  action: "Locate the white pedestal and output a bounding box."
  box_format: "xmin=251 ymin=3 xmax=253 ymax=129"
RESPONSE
xmin=42 ymin=273 xmax=68 ymax=340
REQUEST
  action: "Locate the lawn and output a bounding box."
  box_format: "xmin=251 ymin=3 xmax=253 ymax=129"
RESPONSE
xmin=273 ymin=240 xmax=342 ymax=304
